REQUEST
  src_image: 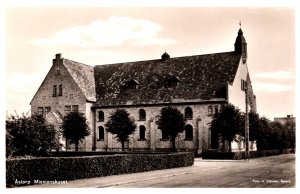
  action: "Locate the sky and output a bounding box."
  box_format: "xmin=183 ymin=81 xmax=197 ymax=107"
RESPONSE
xmin=3 ymin=5 xmax=296 ymax=121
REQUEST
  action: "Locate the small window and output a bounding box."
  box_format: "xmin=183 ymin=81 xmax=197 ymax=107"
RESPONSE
xmin=98 ymin=126 xmax=104 ymax=141
xmin=38 ymin=107 xmax=43 ymax=116
xmin=72 ymin=105 xmax=79 ymax=112
xmin=58 ymin=85 xmax=62 ymax=96
xmin=139 ymin=109 xmax=146 ymax=121
xmin=167 ymin=76 xmax=181 ymax=87
xmin=64 ymin=105 xmax=71 ymax=113
xmin=98 ymin=111 xmax=104 ymax=122
xmin=53 ymin=85 xmax=57 ymax=97
xmin=214 ymin=106 xmax=219 ymax=115
xmin=208 ymin=106 xmax=213 ymax=116
xmin=45 ymin=107 xmax=51 ymax=115
xmin=241 ymin=79 xmax=247 ymax=91
xmin=162 ymin=130 xmax=168 ymax=140
xmin=185 ymin=124 xmax=193 ymax=140
xmin=139 ymin=125 xmax=146 ymax=140
xmin=185 ymin=107 xmax=193 ymax=120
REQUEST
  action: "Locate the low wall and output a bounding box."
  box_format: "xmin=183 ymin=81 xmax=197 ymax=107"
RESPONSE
xmin=6 ymin=152 xmax=194 ymax=187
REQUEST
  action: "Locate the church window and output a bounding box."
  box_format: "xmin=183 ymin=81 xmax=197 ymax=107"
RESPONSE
xmin=139 ymin=125 xmax=146 ymax=140
xmin=208 ymin=106 xmax=213 ymax=116
xmin=38 ymin=107 xmax=43 ymax=116
xmin=98 ymin=126 xmax=104 ymax=141
xmin=98 ymin=111 xmax=104 ymax=122
xmin=139 ymin=109 xmax=146 ymax=121
xmin=72 ymin=105 xmax=79 ymax=112
xmin=64 ymin=105 xmax=71 ymax=113
xmin=58 ymin=85 xmax=62 ymax=96
xmin=214 ymin=106 xmax=219 ymax=115
xmin=162 ymin=130 xmax=168 ymax=140
xmin=185 ymin=124 xmax=193 ymax=140
xmin=45 ymin=107 xmax=51 ymax=115
xmin=241 ymin=79 xmax=247 ymax=91
xmin=185 ymin=107 xmax=193 ymax=120
xmin=53 ymin=85 xmax=57 ymax=97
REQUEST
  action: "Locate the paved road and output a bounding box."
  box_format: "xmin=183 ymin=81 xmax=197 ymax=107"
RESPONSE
xmin=26 ymin=154 xmax=295 ymax=188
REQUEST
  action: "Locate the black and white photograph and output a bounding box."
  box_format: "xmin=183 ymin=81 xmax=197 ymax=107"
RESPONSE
xmin=2 ymin=0 xmax=297 ymax=191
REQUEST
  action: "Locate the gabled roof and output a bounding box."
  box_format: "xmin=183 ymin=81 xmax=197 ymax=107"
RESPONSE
xmin=93 ymin=51 xmax=242 ymax=107
xmin=63 ymin=59 xmax=96 ymax=102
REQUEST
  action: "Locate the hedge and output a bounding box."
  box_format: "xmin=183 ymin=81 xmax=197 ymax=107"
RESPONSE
xmin=6 ymin=152 xmax=194 ymax=187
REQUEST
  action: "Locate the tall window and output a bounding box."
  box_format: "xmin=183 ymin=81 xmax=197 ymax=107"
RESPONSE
xmin=45 ymin=107 xmax=51 ymax=115
xmin=162 ymin=130 xmax=168 ymax=140
xmin=185 ymin=124 xmax=193 ymax=140
xmin=64 ymin=105 xmax=71 ymax=114
xmin=58 ymin=85 xmax=62 ymax=96
xmin=208 ymin=106 xmax=213 ymax=116
xmin=241 ymin=79 xmax=246 ymax=91
xmin=214 ymin=106 xmax=219 ymax=115
xmin=72 ymin=105 xmax=79 ymax=112
xmin=53 ymin=85 xmax=57 ymax=97
xmin=98 ymin=126 xmax=104 ymax=141
xmin=98 ymin=111 xmax=104 ymax=122
xmin=38 ymin=107 xmax=43 ymax=116
xmin=185 ymin=107 xmax=193 ymax=120
xmin=139 ymin=125 xmax=146 ymax=140
xmin=139 ymin=109 xmax=146 ymax=121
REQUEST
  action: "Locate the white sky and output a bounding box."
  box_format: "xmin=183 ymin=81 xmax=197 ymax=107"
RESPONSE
xmin=2 ymin=2 xmax=297 ymax=121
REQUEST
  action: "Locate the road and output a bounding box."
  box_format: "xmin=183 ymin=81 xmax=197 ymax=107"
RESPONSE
xmin=26 ymin=154 xmax=295 ymax=188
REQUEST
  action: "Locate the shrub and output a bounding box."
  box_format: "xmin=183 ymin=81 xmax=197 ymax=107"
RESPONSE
xmin=6 ymin=152 xmax=194 ymax=187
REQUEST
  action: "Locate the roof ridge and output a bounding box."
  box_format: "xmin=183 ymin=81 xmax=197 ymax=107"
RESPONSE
xmin=63 ymin=58 xmax=94 ymax=68
xmin=95 ymin=51 xmax=237 ymax=67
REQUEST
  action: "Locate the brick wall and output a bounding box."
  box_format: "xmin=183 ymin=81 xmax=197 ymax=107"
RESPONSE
xmin=94 ymin=103 xmax=222 ymax=154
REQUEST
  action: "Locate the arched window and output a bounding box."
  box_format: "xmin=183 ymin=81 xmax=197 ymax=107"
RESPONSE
xmin=162 ymin=130 xmax=168 ymax=140
xmin=214 ymin=105 xmax=219 ymax=115
xmin=185 ymin=107 xmax=193 ymax=120
xmin=139 ymin=125 xmax=146 ymax=140
xmin=98 ymin=110 xmax=104 ymax=122
xmin=185 ymin=124 xmax=193 ymax=140
xmin=208 ymin=106 xmax=213 ymax=116
xmin=98 ymin=126 xmax=104 ymax=141
xmin=139 ymin=109 xmax=146 ymax=121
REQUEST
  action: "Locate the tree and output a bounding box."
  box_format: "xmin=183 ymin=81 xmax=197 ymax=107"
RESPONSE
xmin=210 ymin=104 xmax=243 ymax=152
xmin=6 ymin=114 xmax=58 ymax=157
xmin=155 ymin=106 xmax=186 ymax=151
xmin=105 ymin=109 xmax=137 ymax=151
xmin=248 ymin=111 xmax=261 ymax=142
xmin=285 ymin=119 xmax=295 ymax=150
xmin=61 ymin=111 xmax=90 ymax=151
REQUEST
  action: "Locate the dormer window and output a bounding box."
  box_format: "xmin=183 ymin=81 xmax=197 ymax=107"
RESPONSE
xmin=123 ymin=78 xmax=139 ymax=90
xmin=167 ymin=75 xmax=181 ymax=87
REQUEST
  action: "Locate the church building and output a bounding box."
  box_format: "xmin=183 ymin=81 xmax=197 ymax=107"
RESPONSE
xmin=30 ymin=27 xmax=257 ymax=154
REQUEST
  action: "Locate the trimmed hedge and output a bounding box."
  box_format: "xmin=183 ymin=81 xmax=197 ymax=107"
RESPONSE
xmin=6 ymin=152 xmax=194 ymax=187
xmin=202 ymin=149 xmax=294 ymax=160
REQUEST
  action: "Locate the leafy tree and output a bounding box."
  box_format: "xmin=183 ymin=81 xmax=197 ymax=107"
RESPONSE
xmin=105 ymin=109 xmax=137 ymax=151
xmin=155 ymin=106 xmax=186 ymax=151
xmin=285 ymin=119 xmax=295 ymax=149
xmin=61 ymin=111 xmax=90 ymax=151
xmin=210 ymin=104 xmax=243 ymax=152
xmin=6 ymin=114 xmax=58 ymax=157
xmin=248 ymin=111 xmax=261 ymax=142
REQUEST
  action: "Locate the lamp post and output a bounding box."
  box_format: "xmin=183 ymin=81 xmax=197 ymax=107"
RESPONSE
xmin=245 ymin=84 xmax=250 ymax=162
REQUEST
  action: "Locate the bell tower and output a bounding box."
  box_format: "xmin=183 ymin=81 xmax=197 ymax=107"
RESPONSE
xmin=234 ymin=23 xmax=247 ymax=63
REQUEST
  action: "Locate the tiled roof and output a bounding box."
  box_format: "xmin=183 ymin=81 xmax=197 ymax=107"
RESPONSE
xmin=63 ymin=59 xmax=96 ymax=102
xmin=93 ymin=51 xmax=241 ymax=107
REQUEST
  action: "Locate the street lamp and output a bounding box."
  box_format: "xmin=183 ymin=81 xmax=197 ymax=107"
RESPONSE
xmin=245 ymin=83 xmax=250 ymax=162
